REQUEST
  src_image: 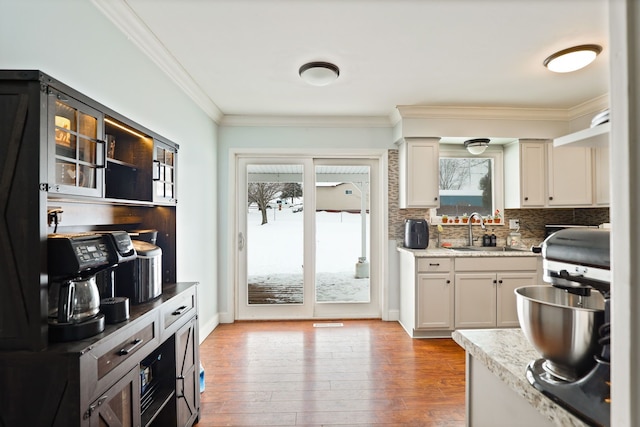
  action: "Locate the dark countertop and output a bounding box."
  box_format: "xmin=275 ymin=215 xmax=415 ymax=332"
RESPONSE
xmin=45 ymin=282 xmax=198 ymax=354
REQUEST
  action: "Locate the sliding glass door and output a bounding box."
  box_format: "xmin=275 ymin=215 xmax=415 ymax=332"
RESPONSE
xmin=236 ymin=156 xmax=380 ymax=320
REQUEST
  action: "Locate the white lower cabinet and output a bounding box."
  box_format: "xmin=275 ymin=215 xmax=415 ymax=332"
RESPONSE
xmin=417 ymin=270 xmax=454 ymax=329
xmin=454 ymin=273 xmax=497 ymax=328
xmin=399 ymin=250 xmax=541 ymax=338
xmin=454 ymin=257 xmax=539 ymax=329
xmin=455 ymin=271 xmax=538 ymax=328
xmin=399 ymin=252 xmax=453 ymax=337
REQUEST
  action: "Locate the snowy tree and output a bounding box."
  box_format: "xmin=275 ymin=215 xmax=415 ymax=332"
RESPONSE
xmin=280 ymin=183 xmax=302 ymax=203
xmin=280 ymin=182 xmax=302 ymax=203
xmin=248 ymin=182 xmax=282 ymax=225
xmin=439 ymin=158 xmax=466 ymax=190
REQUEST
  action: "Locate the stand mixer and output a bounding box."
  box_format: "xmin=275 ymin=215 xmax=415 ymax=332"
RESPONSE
xmin=516 ymin=228 xmax=610 ymax=427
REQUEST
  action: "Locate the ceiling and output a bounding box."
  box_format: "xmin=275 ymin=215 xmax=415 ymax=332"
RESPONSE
xmin=92 ymin=0 xmax=609 ymax=125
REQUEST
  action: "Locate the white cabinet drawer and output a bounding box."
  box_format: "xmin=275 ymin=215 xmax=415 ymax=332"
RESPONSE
xmin=417 ymin=258 xmax=451 ymax=272
xmin=455 ymin=257 xmax=537 ymax=272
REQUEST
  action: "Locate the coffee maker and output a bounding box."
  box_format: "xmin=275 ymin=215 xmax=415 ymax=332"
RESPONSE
xmin=47 ymin=232 xmax=136 ymax=342
xmin=96 ymin=231 xmax=137 ymax=323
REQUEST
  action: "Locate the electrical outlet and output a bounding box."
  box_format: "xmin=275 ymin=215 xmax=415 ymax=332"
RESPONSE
xmin=509 ymin=219 xmax=520 ymax=229
xmin=47 ymin=207 xmax=63 ymax=226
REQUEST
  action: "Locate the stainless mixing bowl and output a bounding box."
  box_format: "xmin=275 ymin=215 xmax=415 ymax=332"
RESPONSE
xmin=515 ymin=285 xmax=605 ymax=381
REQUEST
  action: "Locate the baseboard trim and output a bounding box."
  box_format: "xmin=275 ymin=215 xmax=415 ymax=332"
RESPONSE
xmin=199 ymin=313 xmax=220 ymax=343
xmin=385 ymin=309 xmax=400 ymax=321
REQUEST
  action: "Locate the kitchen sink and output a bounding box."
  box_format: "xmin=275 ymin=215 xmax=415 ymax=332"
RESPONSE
xmin=446 ymin=246 xmax=529 ymax=252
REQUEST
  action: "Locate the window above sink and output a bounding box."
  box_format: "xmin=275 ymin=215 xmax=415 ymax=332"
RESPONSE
xmin=432 ymin=143 xmax=505 ymax=224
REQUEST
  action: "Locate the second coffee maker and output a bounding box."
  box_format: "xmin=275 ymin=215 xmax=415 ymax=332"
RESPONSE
xmin=116 ymin=236 xmax=163 ymax=304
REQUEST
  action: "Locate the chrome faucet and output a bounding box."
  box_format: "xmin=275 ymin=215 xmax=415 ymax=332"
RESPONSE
xmin=468 ymin=212 xmax=486 ymax=246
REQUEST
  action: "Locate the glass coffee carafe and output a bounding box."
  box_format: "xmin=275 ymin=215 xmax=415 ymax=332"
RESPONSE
xmin=48 ymin=276 xmax=101 ymax=324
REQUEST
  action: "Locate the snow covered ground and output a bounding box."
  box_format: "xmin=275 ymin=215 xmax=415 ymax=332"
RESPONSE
xmin=247 ymin=207 xmax=370 ymax=303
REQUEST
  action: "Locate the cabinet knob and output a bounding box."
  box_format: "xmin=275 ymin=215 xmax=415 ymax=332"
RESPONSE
xmin=434 ymin=197 xmax=438 ymax=201
xmin=549 ymin=196 xmax=554 ymax=200
xmin=524 ymin=197 xmax=529 ymax=201
xmin=446 ymin=280 xmax=451 ymax=284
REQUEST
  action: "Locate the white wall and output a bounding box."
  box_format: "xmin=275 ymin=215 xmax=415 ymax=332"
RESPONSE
xmin=0 ymin=0 xmax=219 ymax=340
xmin=217 ymin=125 xmax=394 ymax=321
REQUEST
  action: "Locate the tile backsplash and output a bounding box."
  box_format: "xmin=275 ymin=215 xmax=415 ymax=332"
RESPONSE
xmin=388 ymin=149 xmax=609 ymax=247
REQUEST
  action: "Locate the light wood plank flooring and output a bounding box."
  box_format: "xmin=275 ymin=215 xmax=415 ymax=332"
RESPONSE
xmin=196 ymin=320 xmax=465 ymax=426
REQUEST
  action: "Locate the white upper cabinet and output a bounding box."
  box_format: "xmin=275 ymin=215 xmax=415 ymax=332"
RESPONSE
xmin=505 ymin=139 xmax=547 ymax=208
xmin=519 ymin=141 xmax=547 ymax=207
xmin=547 ymin=144 xmax=593 ymax=206
xmin=594 ymin=146 xmax=610 ymax=205
xmin=397 ymin=138 xmax=440 ymax=208
xmin=505 ymin=139 xmax=600 ymax=208
xmin=552 ymin=119 xmax=610 ymax=206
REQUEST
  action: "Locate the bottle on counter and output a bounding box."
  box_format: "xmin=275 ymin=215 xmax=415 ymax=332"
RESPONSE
xmin=482 ymin=233 xmax=491 ymax=247
xmin=490 ymin=233 xmax=497 ymax=247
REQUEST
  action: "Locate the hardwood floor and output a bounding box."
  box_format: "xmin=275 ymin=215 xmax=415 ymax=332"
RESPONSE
xmin=196 ymin=320 xmax=466 ymax=426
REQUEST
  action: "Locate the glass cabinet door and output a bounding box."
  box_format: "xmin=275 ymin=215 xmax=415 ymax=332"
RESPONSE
xmin=153 ymin=140 xmax=177 ymax=204
xmin=49 ymin=92 xmax=104 ymax=197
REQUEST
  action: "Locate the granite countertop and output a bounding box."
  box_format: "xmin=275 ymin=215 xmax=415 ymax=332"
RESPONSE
xmin=452 ymin=329 xmax=590 ymax=427
xmin=397 ymin=246 xmax=540 ymax=257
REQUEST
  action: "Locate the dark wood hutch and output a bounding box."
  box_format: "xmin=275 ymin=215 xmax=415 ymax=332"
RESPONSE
xmin=0 ymin=70 xmax=199 ymax=426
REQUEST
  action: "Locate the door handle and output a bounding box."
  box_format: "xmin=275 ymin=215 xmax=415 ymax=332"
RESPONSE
xmin=153 ymin=160 xmax=161 ymax=181
xmin=238 ymin=232 xmax=245 ymax=251
xmin=96 ymin=139 xmax=106 ymax=168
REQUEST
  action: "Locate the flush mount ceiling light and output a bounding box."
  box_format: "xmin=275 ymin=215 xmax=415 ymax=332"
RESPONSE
xmin=299 ymin=62 xmax=340 ymax=86
xmin=464 ymin=138 xmax=490 ymax=155
xmin=543 ymin=44 xmax=602 ymax=73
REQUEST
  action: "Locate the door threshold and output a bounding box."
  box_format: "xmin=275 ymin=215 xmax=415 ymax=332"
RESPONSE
xmin=313 ymin=322 xmax=344 ymax=328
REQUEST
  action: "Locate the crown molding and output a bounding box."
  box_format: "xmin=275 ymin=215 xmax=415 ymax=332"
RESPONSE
xmin=220 ymin=114 xmax=393 ymax=128
xmin=566 ymin=94 xmax=609 ymax=121
xmin=395 ymin=105 xmax=571 ymax=121
xmin=394 ymin=94 xmax=610 ymax=124
xmin=91 ymin=0 xmax=224 ymax=123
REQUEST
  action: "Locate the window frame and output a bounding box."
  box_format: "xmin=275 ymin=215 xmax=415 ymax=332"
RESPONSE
xmin=431 ymin=145 xmax=504 ymax=224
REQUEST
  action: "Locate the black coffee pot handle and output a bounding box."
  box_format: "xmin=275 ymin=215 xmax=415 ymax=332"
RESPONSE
xmin=57 ymin=280 xmax=76 ymax=323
